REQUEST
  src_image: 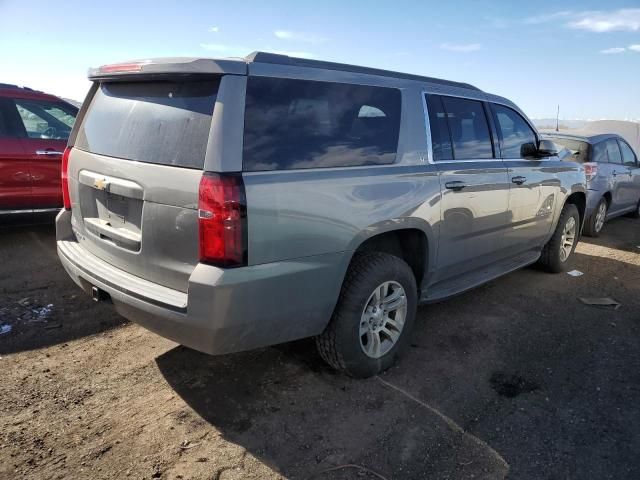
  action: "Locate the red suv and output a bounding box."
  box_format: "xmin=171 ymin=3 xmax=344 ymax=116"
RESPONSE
xmin=0 ymin=83 xmax=78 ymax=221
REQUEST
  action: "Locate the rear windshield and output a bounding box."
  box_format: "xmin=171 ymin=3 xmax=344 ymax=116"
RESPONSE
xmin=549 ymin=137 xmax=590 ymax=163
xmin=75 ymin=79 xmax=219 ymax=169
xmin=243 ymin=77 xmax=401 ymax=171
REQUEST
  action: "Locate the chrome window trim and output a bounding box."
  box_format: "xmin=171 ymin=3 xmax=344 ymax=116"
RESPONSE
xmin=421 ymin=91 xmax=500 ymax=165
xmin=423 ymin=92 xmax=557 ymax=163
xmin=420 ymin=90 xmax=435 ymax=165
xmin=431 ymin=158 xmax=507 ymax=164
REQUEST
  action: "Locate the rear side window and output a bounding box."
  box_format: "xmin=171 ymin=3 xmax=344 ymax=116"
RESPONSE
xmin=548 ymin=137 xmax=590 ymax=163
xmin=604 ymin=139 xmax=622 ymax=164
xmin=492 ymin=104 xmax=537 ymax=159
xmin=76 ymin=80 xmax=219 ymax=169
xmin=592 ymin=142 xmax=607 ymax=163
xmin=243 ymin=77 xmax=401 ymax=171
xmin=438 ymin=96 xmax=493 ymax=160
xmin=426 ymin=95 xmax=453 ymax=161
xmin=619 ymin=140 xmax=638 ymax=167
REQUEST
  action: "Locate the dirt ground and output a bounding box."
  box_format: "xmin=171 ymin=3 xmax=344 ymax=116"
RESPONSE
xmin=1 ymin=216 xmax=639 ymax=480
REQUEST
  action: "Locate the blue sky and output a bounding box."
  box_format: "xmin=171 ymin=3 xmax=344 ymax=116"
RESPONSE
xmin=1 ymin=0 xmax=639 ymax=120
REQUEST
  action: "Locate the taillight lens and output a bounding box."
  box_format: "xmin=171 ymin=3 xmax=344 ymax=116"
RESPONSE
xmin=584 ymin=162 xmax=598 ymax=182
xmin=99 ymin=62 xmax=144 ymax=73
xmin=61 ymin=147 xmax=72 ymax=210
xmin=198 ymin=173 xmax=247 ymax=267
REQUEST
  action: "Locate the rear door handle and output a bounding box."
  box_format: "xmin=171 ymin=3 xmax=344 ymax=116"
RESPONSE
xmin=445 ymin=181 xmax=468 ymax=191
xmin=511 ymin=176 xmax=527 ymax=185
xmin=35 ymin=150 xmax=63 ymax=156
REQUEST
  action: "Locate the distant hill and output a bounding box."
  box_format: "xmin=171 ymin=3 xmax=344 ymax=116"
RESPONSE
xmin=532 ymin=119 xmax=588 ymax=130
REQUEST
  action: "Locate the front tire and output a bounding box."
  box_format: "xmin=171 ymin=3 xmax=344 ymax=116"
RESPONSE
xmin=539 ymin=203 xmax=580 ymax=273
xmin=583 ymin=198 xmax=607 ymax=237
xmin=316 ymin=252 xmax=417 ymax=378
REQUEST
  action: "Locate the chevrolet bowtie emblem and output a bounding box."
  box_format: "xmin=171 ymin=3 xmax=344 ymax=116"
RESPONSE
xmin=94 ymin=177 xmax=108 ymax=191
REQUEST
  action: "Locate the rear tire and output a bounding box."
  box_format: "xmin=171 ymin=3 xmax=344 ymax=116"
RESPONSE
xmin=539 ymin=204 xmax=580 ymax=273
xmin=583 ymin=198 xmax=607 ymax=237
xmin=316 ymin=252 xmax=417 ymax=378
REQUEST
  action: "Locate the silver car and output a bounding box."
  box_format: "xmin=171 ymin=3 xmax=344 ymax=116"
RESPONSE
xmin=57 ymin=52 xmax=586 ymax=377
xmin=545 ymin=133 xmax=640 ymax=236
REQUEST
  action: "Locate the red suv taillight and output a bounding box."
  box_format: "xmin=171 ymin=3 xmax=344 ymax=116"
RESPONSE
xmin=198 ymin=173 xmax=247 ymax=267
xmin=61 ymin=147 xmax=72 ymax=210
xmin=584 ymin=162 xmax=598 ymax=182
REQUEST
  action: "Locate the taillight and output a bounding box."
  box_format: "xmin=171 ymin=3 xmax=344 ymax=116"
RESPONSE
xmin=61 ymin=147 xmax=72 ymax=210
xmin=99 ymin=62 xmax=144 ymax=74
xmin=584 ymin=162 xmax=598 ymax=182
xmin=198 ymin=173 xmax=247 ymax=267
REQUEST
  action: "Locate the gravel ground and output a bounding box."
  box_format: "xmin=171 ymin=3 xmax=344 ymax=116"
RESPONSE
xmin=1 ymin=216 xmax=639 ymax=480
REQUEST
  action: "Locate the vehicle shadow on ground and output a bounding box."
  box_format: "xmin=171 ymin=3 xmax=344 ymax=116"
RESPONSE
xmin=156 ymin=338 xmax=509 ymax=480
xmin=157 ymin=246 xmax=640 ymax=480
xmin=0 ymin=224 xmax=125 ymax=355
xmin=578 ymin=215 xmax=640 ymax=253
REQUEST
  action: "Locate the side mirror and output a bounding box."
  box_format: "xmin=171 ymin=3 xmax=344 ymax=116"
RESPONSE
xmin=537 ymin=139 xmax=558 ymax=157
xmin=520 ymin=142 xmax=538 ymax=158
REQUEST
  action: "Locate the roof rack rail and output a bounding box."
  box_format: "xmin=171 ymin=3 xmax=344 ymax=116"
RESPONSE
xmin=244 ymin=51 xmax=481 ymax=91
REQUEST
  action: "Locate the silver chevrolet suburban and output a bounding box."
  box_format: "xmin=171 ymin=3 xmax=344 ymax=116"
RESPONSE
xmin=56 ymin=52 xmax=587 ymax=377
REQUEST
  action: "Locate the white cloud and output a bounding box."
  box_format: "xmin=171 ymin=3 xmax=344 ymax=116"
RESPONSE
xmin=600 ymin=47 xmax=626 ymax=54
xmin=208 ymin=26 xmax=219 ymax=33
xmin=629 ymin=44 xmax=640 ymax=52
xmin=524 ymin=9 xmax=640 ymax=32
xmin=274 ymin=30 xmax=293 ymax=39
xmin=274 ymin=30 xmax=326 ymax=44
xmin=440 ymin=42 xmax=481 ymax=53
xmin=567 ymin=9 xmax=640 ymax=32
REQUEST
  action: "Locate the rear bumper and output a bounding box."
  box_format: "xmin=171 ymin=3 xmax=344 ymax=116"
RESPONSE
xmin=56 ymin=210 xmax=347 ymax=355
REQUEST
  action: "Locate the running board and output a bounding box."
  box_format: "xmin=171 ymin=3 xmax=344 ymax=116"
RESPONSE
xmin=420 ymin=250 xmax=541 ymax=303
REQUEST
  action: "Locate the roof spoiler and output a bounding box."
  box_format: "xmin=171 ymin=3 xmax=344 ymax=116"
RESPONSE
xmin=88 ymin=58 xmax=246 ymax=81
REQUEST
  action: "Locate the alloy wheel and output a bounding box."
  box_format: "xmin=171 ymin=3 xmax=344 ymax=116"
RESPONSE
xmin=359 ymin=281 xmax=407 ymax=359
xmin=559 ymin=216 xmax=577 ymax=262
xmin=595 ymin=201 xmax=607 ymax=233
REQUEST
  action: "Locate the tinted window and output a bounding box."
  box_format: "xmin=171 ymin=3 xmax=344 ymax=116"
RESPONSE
xmin=441 ymin=96 xmax=493 ymax=160
xmin=492 ymin=104 xmax=537 ymax=159
xmin=14 ymin=99 xmax=77 ymax=140
xmin=619 ymin=140 xmax=637 ymax=167
xmin=604 ymin=139 xmax=622 ymax=164
xmin=548 ymin=137 xmax=590 ymax=163
xmin=592 ymin=142 xmax=607 ymax=163
xmin=243 ymin=77 xmax=401 ymax=171
xmin=76 ymin=80 xmax=218 ymax=169
xmin=426 ymin=94 xmax=453 ymax=161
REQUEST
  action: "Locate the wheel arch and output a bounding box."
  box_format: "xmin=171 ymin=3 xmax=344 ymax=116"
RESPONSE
xmin=563 ymin=191 xmax=587 ymax=228
xmin=343 ymin=218 xmax=435 ymax=289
